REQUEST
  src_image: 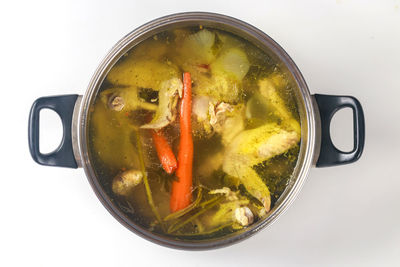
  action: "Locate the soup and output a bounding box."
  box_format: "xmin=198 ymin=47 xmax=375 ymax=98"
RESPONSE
xmin=88 ymin=26 xmax=300 ymax=240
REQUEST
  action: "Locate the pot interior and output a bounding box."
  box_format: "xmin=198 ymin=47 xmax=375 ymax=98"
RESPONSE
xmin=79 ymin=12 xmax=315 ymax=249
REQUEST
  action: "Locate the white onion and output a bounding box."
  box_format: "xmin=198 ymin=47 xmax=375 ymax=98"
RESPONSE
xmin=211 ymin=48 xmax=250 ymax=80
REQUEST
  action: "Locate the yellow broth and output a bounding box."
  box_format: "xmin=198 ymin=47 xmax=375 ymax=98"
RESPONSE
xmin=88 ymin=26 xmax=300 ymax=240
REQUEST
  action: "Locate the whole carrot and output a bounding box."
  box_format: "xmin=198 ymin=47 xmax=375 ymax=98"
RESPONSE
xmin=170 ymin=72 xmax=193 ymax=212
xmin=151 ymin=130 xmax=177 ymax=174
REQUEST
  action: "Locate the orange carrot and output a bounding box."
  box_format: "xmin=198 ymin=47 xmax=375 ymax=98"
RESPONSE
xmin=151 ymin=130 xmax=177 ymax=174
xmin=170 ymin=72 xmax=193 ymax=212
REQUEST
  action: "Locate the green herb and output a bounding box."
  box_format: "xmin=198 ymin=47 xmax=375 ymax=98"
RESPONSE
xmin=163 ymin=187 xmax=203 ymax=221
xmin=134 ymin=129 xmax=164 ymax=230
xmin=174 ymin=222 xmax=234 ymax=237
xmin=167 ymin=196 xmax=223 ymax=233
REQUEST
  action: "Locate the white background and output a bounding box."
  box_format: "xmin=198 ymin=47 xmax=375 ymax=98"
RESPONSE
xmin=1 ymin=0 xmax=399 ymax=266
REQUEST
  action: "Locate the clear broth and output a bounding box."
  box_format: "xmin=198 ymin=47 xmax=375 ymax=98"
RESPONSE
xmin=88 ymin=26 xmax=300 ymax=240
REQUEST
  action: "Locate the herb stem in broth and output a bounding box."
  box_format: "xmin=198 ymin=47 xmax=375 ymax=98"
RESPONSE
xmin=163 ymin=187 xmax=203 ymax=221
xmin=167 ymin=195 xmax=223 ymax=234
xmin=135 ymin=129 xmax=164 ymax=230
xmin=174 ymin=222 xmax=234 ymax=237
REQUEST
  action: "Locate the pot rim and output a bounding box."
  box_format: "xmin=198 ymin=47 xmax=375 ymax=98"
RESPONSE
xmin=77 ymin=12 xmax=316 ymax=250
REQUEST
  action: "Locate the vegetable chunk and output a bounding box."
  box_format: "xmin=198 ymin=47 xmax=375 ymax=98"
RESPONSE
xmin=107 ymin=58 xmax=180 ymax=90
xmin=223 ymin=123 xmax=300 ymax=211
xmin=141 ymin=77 xmax=183 ymax=129
xmin=170 ymin=73 xmax=194 ymax=212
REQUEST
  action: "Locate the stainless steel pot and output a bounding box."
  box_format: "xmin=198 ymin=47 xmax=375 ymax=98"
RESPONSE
xmin=28 ymin=12 xmax=365 ymax=250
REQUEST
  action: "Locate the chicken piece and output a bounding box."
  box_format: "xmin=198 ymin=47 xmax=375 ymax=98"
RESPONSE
xmin=235 ymin=207 xmax=254 ymax=226
xmin=101 ymin=77 xmax=182 ymax=130
xmin=103 ymin=42 xmax=182 ymax=128
xmin=90 ymin=100 xmax=140 ymax=170
xmin=220 ymin=112 xmax=244 ymax=146
xmin=209 ymin=187 xmax=239 ymax=201
xmin=221 ymin=76 xmax=301 ymax=212
xmin=193 ymin=72 xmax=242 ymax=103
xmin=201 ymin=188 xmax=254 ymax=230
xmin=209 ymin=102 xmax=245 ymax=145
xmin=208 ymin=102 xmax=218 ymax=126
xmin=100 ymin=87 xmax=157 ymax=112
xmin=223 ymin=123 xmax=300 ymax=212
xmin=106 ymin=58 xmax=180 ymax=90
xmin=192 ymin=97 xmax=244 ymax=141
xmin=258 ymin=78 xmax=300 ymax=134
xmin=209 ymin=102 xmax=233 ymax=128
xmin=129 ymin=38 xmax=168 ymax=60
xmin=141 ymin=77 xmax=182 ymax=129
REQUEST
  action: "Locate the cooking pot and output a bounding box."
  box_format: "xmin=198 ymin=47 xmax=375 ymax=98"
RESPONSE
xmin=28 ymin=12 xmax=365 ymax=250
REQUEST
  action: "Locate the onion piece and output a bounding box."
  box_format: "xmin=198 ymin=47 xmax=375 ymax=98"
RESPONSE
xmin=182 ymin=29 xmax=216 ymax=64
xmin=211 ymin=48 xmax=250 ymax=80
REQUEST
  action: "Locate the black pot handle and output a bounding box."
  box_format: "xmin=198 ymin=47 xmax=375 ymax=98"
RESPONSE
xmin=28 ymin=95 xmax=79 ymax=168
xmin=314 ymin=94 xmax=365 ymax=167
